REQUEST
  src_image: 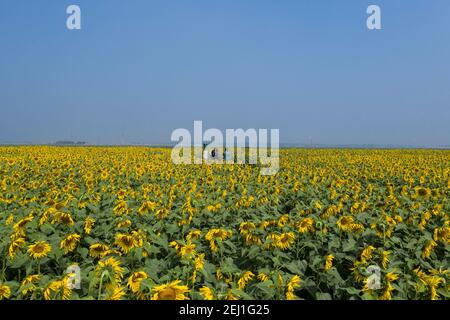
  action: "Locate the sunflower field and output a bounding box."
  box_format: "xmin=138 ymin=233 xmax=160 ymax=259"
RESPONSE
xmin=0 ymin=146 xmax=449 ymax=300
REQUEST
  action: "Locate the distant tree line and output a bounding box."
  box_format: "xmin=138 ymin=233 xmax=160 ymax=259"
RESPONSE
xmin=52 ymin=141 xmax=87 ymax=145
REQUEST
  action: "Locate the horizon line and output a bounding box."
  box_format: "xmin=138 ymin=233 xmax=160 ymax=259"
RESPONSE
xmin=1 ymin=142 xmax=450 ymax=150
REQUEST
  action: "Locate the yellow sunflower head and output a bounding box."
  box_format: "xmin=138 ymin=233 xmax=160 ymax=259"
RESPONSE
xmin=127 ymin=271 xmax=148 ymax=294
xmin=20 ymin=274 xmax=41 ymax=296
xmin=151 ymin=280 xmax=190 ymax=300
xmin=199 ymin=286 xmax=214 ymax=300
xmin=27 ymin=241 xmax=52 ymax=259
xmin=275 ymin=232 xmax=295 ymax=250
xmin=8 ymin=237 xmax=26 ymax=259
xmin=60 ymin=233 xmax=81 ymax=254
xmin=89 ymin=243 xmax=110 ymax=258
xmin=336 ymin=216 xmax=354 ymax=231
xmin=324 ymin=254 xmax=334 ymax=271
xmin=43 ymin=278 xmax=71 ymax=300
xmin=115 ymin=233 xmax=137 ymax=254
xmin=96 ymin=257 xmax=124 ymax=283
xmin=105 ymin=284 xmax=126 ymax=300
xmin=0 ymin=284 xmax=11 ymax=300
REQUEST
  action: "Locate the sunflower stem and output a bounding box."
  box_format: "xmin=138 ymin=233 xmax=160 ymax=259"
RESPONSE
xmin=1 ymin=256 xmax=5 ymax=282
xmin=98 ymin=270 xmax=108 ymax=300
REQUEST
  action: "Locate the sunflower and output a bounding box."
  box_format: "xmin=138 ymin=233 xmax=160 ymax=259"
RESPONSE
xmin=43 ymin=278 xmax=71 ymax=300
xmin=186 ymin=229 xmax=202 ymax=241
xmin=237 ymin=271 xmax=254 ymax=290
xmin=419 ymin=211 xmax=431 ymax=230
xmin=113 ymin=200 xmax=129 ymax=215
xmin=180 ymin=243 xmax=196 ymax=257
xmin=21 ymin=274 xmax=41 ymax=296
xmin=105 ymin=285 xmax=126 ymax=300
xmin=151 ymin=280 xmax=190 ymax=300
xmin=100 ymin=170 xmax=109 ymax=180
xmin=127 ymin=271 xmax=148 ymax=294
xmin=351 ymin=261 xmax=366 ymax=284
xmin=51 ymin=211 xmax=74 ymax=225
xmin=8 ymin=237 xmax=26 ymax=259
xmin=286 ymin=275 xmax=301 ymax=300
xmin=13 ymin=214 xmax=34 ymax=233
xmin=259 ymin=221 xmax=271 ymax=230
xmin=194 ymin=253 xmax=205 ymax=271
xmin=39 ymin=207 xmax=56 ymax=225
xmin=277 ymin=214 xmax=289 ymax=227
xmin=297 ymin=217 xmax=315 ymax=233
xmin=275 ymin=232 xmax=295 ymax=250
xmin=169 ymin=240 xmax=181 ymax=251
xmin=138 ymin=201 xmax=157 ymax=216
xmin=239 ymin=221 xmax=256 ymax=235
xmin=336 ymin=216 xmax=354 ymax=231
xmin=96 ymin=257 xmax=124 ymax=283
xmin=348 ymin=223 xmax=365 ymax=233
xmin=324 ymin=254 xmax=334 ymax=271
xmin=264 ymin=233 xmax=278 ymax=249
xmin=5 ymin=214 xmax=14 ymax=226
xmin=84 ymin=217 xmax=95 ymax=234
xmin=104 ymin=249 xmax=122 ymax=257
xmin=115 ymin=233 xmax=137 ymax=253
xmin=89 ymin=243 xmax=110 ymax=258
xmin=423 ymin=276 xmax=444 ymax=300
xmin=0 ymin=284 xmax=11 ymax=300
xmin=415 ymin=187 xmax=431 ymax=198
xmin=379 ymin=272 xmax=399 ymax=300
xmin=116 ymin=219 xmax=132 ymax=229
xmin=199 ymin=286 xmax=214 ymax=300
xmin=386 ymin=272 xmax=399 ymax=283
xmin=131 ymin=229 xmax=146 ymax=248
xmin=205 ymin=229 xmax=232 ymax=241
xmin=205 ymin=229 xmax=232 ymax=252
xmin=84 ymin=171 xmax=94 ymax=180
xmin=27 ymin=241 xmax=52 ymax=259
xmin=244 ymin=233 xmax=262 ymax=245
xmin=60 ymin=233 xmax=81 ymax=254
xmin=422 ymin=240 xmax=438 ymax=259
xmin=380 ymin=251 xmax=391 ymax=269
xmin=314 ymin=201 xmax=322 ymax=210
xmin=155 ymin=208 xmax=169 ymax=219
xmin=433 ymin=226 xmax=450 ymax=243
xmin=257 ymin=273 xmax=269 ymax=282
xmin=226 ymin=290 xmax=238 ymax=300
xmin=360 ymin=245 xmax=376 ymax=264
xmin=430 ymin=267 xmax=449 ymax=276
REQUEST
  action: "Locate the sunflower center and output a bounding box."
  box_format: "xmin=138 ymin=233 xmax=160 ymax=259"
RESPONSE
xmin=418 ymin=188 xmax=427 ymax=196
xmin=122 ymin=237 xmax=134 ymax=246
xmin=34 ymin=245 xmax=45 ymax=253
xmin=158 ymin=287 xmax=177 ymax=300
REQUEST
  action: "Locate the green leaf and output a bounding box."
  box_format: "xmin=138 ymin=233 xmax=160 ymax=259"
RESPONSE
xmin=343 ymin=239 xmax=357 ymax=252
xmin=230 ymin=289 xmax=253 ymax=300
xmin=345 ymin=287 xmax=361 ymax=296
xmin=285 ymin=261 xmax=303 ymax=275
xmin=316 ymin=292 xmax=332 ymax=300
xmin=254 ymin=281 xmax=276 ymax=298
xmin=361 ymin=292 xmax=376 ymax=300
xmin=39 ymin=224 xmax=55 ymax=235
xmin=246 ymin=245 xmax=260 ymax=259
xmin=8 ymin=254 xmax=28 ymax=269
xmin=78 ymin=247 xmax=88 ymax=259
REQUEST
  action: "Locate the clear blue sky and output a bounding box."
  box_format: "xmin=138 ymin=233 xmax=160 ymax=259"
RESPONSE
xmin=1 ymin=0 xmax=449 ymax=146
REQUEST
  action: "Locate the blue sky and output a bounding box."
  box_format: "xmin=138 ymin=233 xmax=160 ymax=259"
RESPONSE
xmin=1 ymin=0 xmax=449 ymax=146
